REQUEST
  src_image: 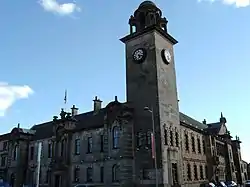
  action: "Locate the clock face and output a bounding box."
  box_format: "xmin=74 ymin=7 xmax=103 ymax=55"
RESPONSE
xmin=161 ymin=49 xmax=172 ymax=65
xmin=132 ymin=48 xmax=146 ymax=63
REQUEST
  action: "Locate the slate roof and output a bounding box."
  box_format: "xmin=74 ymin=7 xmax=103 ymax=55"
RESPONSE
xmin=31 ymin=108 xmax=107 ymax=140
xmin=30 ymin=108 xmax=210 ymax=141
xmin=206 ymin=122 xmax=222 ymax=134
xmin=179 ymin=112 xmax=208 ymax=130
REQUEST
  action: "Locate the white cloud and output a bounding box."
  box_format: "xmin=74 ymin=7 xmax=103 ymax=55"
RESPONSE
xmin=38 ymin=0 xmax=81 ymax=16
xmin=199 ymin=0 xmax=250 ymax=7
xmin=0 ymin=82 xmax=34 ymax=117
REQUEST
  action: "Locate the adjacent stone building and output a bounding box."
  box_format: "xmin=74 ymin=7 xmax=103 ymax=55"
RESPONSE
xmin=0 ymin=1 xmax=246 ymax=187
xmin=242 ymin=160 xmax=249 ymax=183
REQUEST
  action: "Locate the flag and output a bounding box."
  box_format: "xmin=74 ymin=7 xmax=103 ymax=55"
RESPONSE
xmin=151 ymin=132 xmax=155 ymax=159
xmin=64 ymin=90 xmax=67 ymax=104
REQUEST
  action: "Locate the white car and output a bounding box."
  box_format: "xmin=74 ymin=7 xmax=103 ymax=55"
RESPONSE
xmin=225 ymin=181 xmax=237 ymax=187
xmin=245 ymin=180 xmax=250 ymax=187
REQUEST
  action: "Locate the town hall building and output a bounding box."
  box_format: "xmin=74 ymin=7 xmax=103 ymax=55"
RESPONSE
xmin=0 ymin=1 xmax=247 ymax=187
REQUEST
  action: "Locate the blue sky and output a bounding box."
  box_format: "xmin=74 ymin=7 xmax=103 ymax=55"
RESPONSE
xmin=0 ymin=0 xmax=250 ymax=161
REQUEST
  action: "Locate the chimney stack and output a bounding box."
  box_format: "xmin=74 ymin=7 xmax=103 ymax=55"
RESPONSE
xmin=93 ymin=96 xmax=102 ymax=112
xmin=71 ymin=105 xmax=78 ymax=116
xmin=202 ymin=119 xmax=206 ymax=124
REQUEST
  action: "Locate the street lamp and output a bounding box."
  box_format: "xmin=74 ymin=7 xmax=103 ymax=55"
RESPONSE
xmin=144 ymin=106 xmax=159 ymax=187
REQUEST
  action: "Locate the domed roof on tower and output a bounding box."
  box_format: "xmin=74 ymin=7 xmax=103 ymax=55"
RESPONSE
xmin=139 ymin=1 xmax=157 ymax=8
xmin=128 ymin=1 xmax=168 ymax=34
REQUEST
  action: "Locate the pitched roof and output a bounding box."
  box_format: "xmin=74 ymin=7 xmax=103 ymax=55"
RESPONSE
xmin=206 ymin=122 xmax=222 ymax=134
xmin=31 ymin=108 xmax=107 ymax=141
xmin=179 ymin=112 xmax=208 ymax=129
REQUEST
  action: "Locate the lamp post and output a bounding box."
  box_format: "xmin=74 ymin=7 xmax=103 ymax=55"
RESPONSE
xmin=144 ymin=106 xmax=158 ymax=187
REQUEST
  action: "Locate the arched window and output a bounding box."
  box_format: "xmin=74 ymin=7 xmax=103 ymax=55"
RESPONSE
xmin=112 ymin=126 xmax=120 ymax=149
xmin=112 ymin=164 xmax=119 ymax=182
xmin=13 ymin=145 xmax=18 ymax=160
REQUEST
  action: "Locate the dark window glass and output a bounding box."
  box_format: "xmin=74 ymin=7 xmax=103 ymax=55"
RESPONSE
xmin=187 ymin=163 xmax=191 ymax=181
xmin=48 ymin=143 xmax=53 ymax=158
xmin=74 ymin=168 xmax=80 ymax=182
xmin=13 ymin=145 xmax=18 ymax=160
xmin=175 ymin=132 xmax=179 ymax=147
xmin=75 ymin=139 xmax=80 ymax=155
xmin=197 ymin=138 xmax=201 ymax=153
xmin=100 ymin=166 xmax=104 ymax=182
xmin=170 ymin=131 xmax=174 ymax=146
xmin=164 ymin=129 xmax=168 ymax=145
xmin=192 ymin=136 xmax=195 ymax=153
xmin=194 ymin=164 xmax=198 ymax=180
xmin=185 ymin=134 xmax=189 ymax=151
xmin=200 ymin=165 xmax=204 ymax=180
xmin=87 ymin=167 xmax=93 ymax=182
xmin=100 ymin=135 xmax=104 ymax=152
xmin=61 ymin=140 xmax=65 ymax=156
xmin=87 ymin=137 xmax=93 ymax=153
xmin=113 ymin=126 xmax=120 ymax=149
xmin=30 ymin=147 xmax=34 ymax=160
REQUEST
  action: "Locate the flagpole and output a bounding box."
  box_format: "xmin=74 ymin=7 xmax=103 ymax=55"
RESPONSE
xmin=64 ymin=89 xmax=67 ymax=111
xmin=35 ymin=142 xmax=42 ymax=187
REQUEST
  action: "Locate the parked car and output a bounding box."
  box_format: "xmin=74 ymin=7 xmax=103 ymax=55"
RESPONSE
xmin=74 ymin=184 xmax=103 ymax=187
xmin=216 ymin=181 xmax=227 ymax=187
xmin=225 ymin=181 xmax=237 ymax=187
xmin=200 ymin=182 xmax=217 ymax=187
xmin=245 ymin=180 xmax=250 ymax=187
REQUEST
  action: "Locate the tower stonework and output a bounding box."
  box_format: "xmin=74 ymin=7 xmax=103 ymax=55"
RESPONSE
xmin=120 ymin=1 xmax=183 ymax=187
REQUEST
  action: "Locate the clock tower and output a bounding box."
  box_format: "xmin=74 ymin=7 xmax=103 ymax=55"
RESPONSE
xmin=120 ymin=1 xmax=183 ymax=187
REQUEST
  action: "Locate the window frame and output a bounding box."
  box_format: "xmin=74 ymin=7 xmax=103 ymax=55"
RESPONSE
xmin=75 ymin=139 xmax=80 ymax=155
xmin=112 ymin=126 xmax=120 ymax=149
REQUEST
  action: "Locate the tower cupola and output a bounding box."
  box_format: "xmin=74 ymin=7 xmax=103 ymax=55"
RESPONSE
xmin=129 ymin=0 xmax=168 ymax=34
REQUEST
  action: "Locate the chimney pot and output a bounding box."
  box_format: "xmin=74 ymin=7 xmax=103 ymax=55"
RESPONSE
xmin=71 ymin=105 xmax=78 ymax=116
